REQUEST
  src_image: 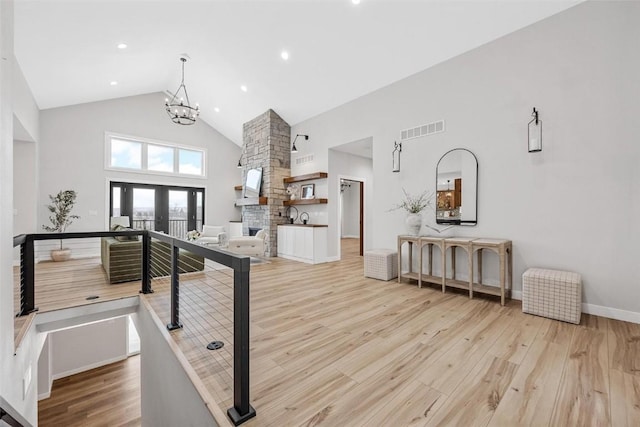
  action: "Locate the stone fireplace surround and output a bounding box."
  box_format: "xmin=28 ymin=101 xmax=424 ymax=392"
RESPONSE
xmin=239 ymin=109 xmax=291 ymax=257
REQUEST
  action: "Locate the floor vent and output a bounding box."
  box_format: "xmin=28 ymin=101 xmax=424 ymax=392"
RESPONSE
xmin=295 ymin=154 xmax=314 ymax=165
xmin=400 ymin=119 xmax=445 ymax=141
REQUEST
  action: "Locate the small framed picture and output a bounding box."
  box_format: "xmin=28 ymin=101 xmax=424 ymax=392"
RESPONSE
xmin=301 ymin=184 xmax=315 ymax=199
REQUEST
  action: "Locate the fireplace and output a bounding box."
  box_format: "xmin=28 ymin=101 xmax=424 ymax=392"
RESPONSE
xmin=248 ymin=227 xmax=262 ymax=236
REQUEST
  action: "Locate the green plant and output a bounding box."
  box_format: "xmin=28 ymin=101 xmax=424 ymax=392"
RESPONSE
xmin=389 ymin=188 xmax=433 ymax=214
xmin=43 ymin=190 xmax=80 ymax=249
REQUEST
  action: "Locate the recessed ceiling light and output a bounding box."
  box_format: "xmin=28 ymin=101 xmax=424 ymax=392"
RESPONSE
xmin=240 ymin=85 xmax=248 ymax=92
xmin=281 ymin=50 xmax=289 ymax=61
xmin=117 ymin=43 xmax=127 ymax=49
xmin=110 ymin=81 xmax=118 ymax=86
xmin=352 ymin=0 xmax=361 ymax=4
xmin=214 ymin=107 xmax=220 ymax=113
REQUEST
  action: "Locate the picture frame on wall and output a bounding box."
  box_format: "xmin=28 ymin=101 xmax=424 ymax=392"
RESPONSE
xmin=301 ymin=184 xmax=315 ymax=199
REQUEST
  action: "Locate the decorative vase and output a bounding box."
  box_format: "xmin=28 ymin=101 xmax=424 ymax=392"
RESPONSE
xmin=405 ymin=213 xmax=422 ymax=235
xmin=51 ymin=248 xmax=71 ymax=262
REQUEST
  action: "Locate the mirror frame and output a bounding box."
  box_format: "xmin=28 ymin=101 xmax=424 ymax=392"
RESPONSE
xmin=435 ymin=148 xmax=478 ymax=226
xmin=244 ymin=167 xmax=263 ymax=198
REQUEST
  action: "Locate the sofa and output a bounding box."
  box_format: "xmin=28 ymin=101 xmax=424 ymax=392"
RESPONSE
xmin=227 ymin=229 xmax=267 ymax=257
xmin=101 ymin=237 xmax=205 ymax=284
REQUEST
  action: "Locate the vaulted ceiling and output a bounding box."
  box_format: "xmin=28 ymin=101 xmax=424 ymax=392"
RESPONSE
xmin=14 ymin=0 xmax=580 ymax=145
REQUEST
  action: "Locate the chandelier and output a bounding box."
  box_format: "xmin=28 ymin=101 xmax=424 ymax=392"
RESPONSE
xmin=165 ymin=56 xmax=200 ymax=125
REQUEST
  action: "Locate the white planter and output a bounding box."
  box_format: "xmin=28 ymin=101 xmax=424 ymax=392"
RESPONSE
xmin=405 ymin=213 xmax=422 ymax=235
xmin=51 ymin=248 xmax=71 ymax=262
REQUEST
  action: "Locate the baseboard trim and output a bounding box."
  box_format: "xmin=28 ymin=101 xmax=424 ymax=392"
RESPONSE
xmin=581 ymin=303 xmax=640 ymax=324
xmin=52 ymin=354 xmax=127 ymax=381
xmin=38 ymin=391 xmax=51 ymax=401
xmin=511 ymin=290 xmax=639 ymax=324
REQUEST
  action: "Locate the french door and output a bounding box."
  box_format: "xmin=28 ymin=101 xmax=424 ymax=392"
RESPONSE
xmin=110 ymin=182 xmax=204 ymax=237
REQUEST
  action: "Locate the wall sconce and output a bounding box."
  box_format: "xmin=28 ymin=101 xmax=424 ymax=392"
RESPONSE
xmin=291 ymin=134 xmax=309 ymax=153
xmin=392 ymin=141 xmax=402 ymax=172
xmin=528 ymin=107 xmax=542 ymax=153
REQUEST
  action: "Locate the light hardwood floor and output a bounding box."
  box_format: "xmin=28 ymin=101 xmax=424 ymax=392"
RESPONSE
xmin=26 ymin=239 xmax=640 ymax=426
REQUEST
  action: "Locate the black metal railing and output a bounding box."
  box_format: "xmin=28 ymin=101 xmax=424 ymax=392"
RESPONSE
xmin=12 ymin=229 xmax=255 ymax=425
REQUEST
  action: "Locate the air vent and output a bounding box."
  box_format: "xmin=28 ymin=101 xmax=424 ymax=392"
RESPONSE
xmin=295 ymin=154 xmax=314 ymax=165
xmin=400 ymin=119 xmax=445 ymax=141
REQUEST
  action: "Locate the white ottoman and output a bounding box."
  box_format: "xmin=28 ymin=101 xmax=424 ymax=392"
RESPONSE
xmin=365 ymin=249 xmax=398 ymax=281
xmin=522 ymin=268 xmax=582 ymax=324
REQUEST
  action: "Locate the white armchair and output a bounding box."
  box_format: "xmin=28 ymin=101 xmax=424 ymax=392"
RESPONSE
xmin=228 ymin=229 xmax=267 ymax=257
xmin=198 ymin=225 xmax=228 ymax=247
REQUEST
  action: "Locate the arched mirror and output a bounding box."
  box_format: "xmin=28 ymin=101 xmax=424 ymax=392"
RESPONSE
xmin=436 ymin=148 xmax=478 ymax=225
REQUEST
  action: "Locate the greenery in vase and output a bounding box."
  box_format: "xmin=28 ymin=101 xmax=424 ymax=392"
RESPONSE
xmin=43 ymin=190 xmax=80 ymax=249
xmin=390 ymin=188 xmax=433 ymax=214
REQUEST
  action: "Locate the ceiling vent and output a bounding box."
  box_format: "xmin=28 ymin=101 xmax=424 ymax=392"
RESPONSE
xmin=400 ymin=119 xmax=445 ymax=141
xmin=295 ymin=154 xmax=314 ymax=165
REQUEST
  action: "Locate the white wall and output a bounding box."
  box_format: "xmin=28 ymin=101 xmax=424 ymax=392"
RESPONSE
xmin=12 ymin=59 xmax=39 ymax=143
xmin=49 ymin=316 xmax=127 ymax=380
xmin=292 ymin=2 xmax=640 ymax=319
xmin=137 ymin=302 xmax=220 ymax=427
xmin=37 ymin=334 xmax=51 ymax=400
xmin=328 ymin=149 xmax=373 ymax=259
xmin=13 ymin=140 xmax=37 ymax=235
xmin=38 ymin=92 xmax=241 ymax=235
xmin=0 ymin=1 xmax=41 ymax=424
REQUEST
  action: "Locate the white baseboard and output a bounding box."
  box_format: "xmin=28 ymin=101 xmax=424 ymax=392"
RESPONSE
xmin=581 ymin=303 xmax=640 ymax=324
xmin=341 ymin=235 xmax=359 ymax=239
xmin=38 ymin=391 xmax=51 ymax=401
xmin=52 ymin=354 xmax=127 ymax=381
xmin=512 ymin=289 xmax=639 ymax=324
xmin=325 ymin=255 xmax=340 ymax=263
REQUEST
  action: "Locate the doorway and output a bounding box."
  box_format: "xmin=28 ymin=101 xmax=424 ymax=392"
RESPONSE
xmin=110 ymin=181 xmax=204 ymax=237
xmin=340 ymin=178 xmax=364 ymax=259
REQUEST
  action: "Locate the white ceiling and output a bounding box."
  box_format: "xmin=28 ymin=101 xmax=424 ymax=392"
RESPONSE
xmin=14 ymin=0 xmax=581 ymax=146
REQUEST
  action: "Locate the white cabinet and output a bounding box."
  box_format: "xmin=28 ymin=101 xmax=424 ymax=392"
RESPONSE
xmin=277 ymin=225 xmax=327 ymax=264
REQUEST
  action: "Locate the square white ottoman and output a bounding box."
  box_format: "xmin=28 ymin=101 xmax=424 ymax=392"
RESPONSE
xmin=365 ymin=249 xmax=398 ymax=281
xmin=522 ymin=268 xmax=582 ymax=324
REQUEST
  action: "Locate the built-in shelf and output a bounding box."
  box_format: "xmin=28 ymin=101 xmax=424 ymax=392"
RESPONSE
xmin=235 ymin=197 xmax=268 ymax=206
xmin=234 ymin=185 xmax=243 ymax=191
xmin=283 ymin=198 xmax=328 ymax=206
xmin=283 ymin=172 xmax=328 ymax=184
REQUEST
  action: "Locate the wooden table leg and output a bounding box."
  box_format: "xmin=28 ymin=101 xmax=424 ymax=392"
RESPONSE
xmin=440 ymin=243 xmax=445 ymax=292
xmin=397 ymin=239 xmax=402 ymax=283
xmin=499 ymin=247 xmax=505 ymax=306
xmin=418 ymin=242 xmax=422 ymax=289
xmin=468 ymin=246 xmax=473 ymax=299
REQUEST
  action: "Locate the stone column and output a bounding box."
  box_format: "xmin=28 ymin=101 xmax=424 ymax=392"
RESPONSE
xmin=241 ymin=110 xmax=290 ymax=257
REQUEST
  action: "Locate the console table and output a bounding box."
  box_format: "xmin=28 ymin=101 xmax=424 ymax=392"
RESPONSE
xmin=397 ymin=235 xmax=513 ymax=305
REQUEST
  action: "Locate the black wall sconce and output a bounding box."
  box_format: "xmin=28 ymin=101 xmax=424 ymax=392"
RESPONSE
xmin=291 ymin=134 xmax=309 ymax=153
xmin=392 ymin=141 xmax=402 ymax=172
xmin=528 ymin=107 xmax=542 ymax=153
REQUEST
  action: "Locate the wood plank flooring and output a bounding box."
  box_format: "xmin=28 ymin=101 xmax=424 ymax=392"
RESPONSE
xmin=27 ymin=239 xmax=640 ymax=426
xmin=38 ymin=355 xmax=141 ymax=427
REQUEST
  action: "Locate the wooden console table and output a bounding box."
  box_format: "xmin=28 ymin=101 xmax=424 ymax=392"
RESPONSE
xmin=397 ymin=235 xmax=513 ymax=305
xmin=397 ymin=235 xmax=421 ymax=286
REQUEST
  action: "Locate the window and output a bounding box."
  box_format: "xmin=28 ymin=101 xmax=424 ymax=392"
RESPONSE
xmin=147 ymin=144 xmax=174 ymax=173
xmin=110 ymin=138 xmax=142 ymax=169
xmin=179 ymin=149 xmax=203 ymax=175
xmin=106 ymin=133 xmax=206 ymax=177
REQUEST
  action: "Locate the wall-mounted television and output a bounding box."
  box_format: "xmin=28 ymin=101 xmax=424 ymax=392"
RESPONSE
xmin=244 ymin=167 xmax=263 ymax=198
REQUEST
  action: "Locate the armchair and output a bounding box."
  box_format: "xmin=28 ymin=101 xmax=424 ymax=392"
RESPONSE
xmin=228 ymin=229 xmax=267 ymax=257
xmin=198 ymin=225 xmax=228 ymax=247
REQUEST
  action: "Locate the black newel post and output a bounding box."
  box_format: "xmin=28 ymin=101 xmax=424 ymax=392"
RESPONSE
xmin=227 ymin=257 xmax=256 ymax=425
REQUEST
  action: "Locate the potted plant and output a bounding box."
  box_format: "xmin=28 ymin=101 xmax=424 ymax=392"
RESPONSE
xmin=42 ymin=190 xmax=80 ymax=261
xmin=389 ymin=189 xmax=433 ymax=235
